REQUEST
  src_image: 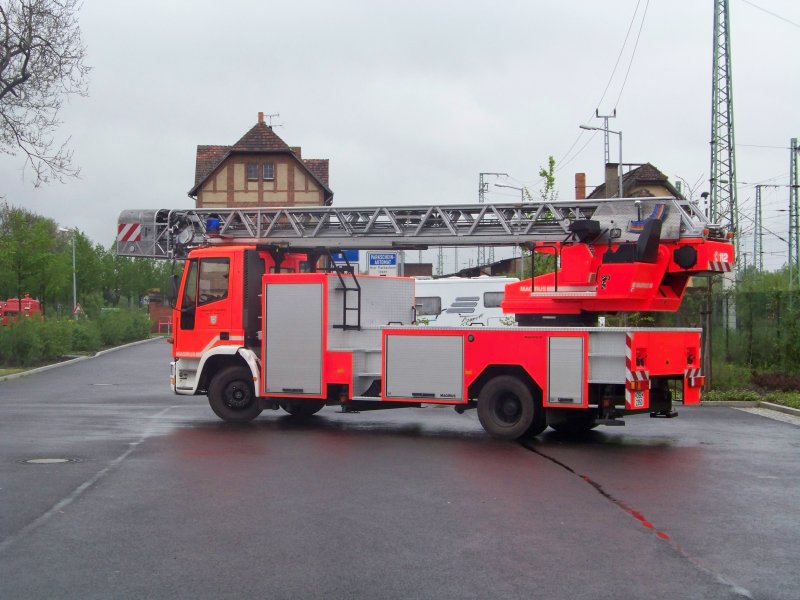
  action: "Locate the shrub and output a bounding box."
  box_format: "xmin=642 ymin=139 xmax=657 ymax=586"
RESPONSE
xmin=97 ymin=310 xmax=150 ymax=346
xmin=710 ymin=361 xmax=753 ymax=390
xmin=40 ymin=319 xmax=72 ymax=361
xmin=703 ymin=389 xmax=761 ymax=402
xmin=763 ymin=392 xmax=800 ymax=409
xmin=71 ymin=319 xmax=102 ymax=352
xmin=0 ymin=318 xmax=44 ymax=366
xmin=752 ymin=371 xmax=800 ymax=392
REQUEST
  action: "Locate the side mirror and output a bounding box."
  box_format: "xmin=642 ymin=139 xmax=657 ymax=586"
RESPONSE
xmin=166 ymin=275 xmax=180 ymax=308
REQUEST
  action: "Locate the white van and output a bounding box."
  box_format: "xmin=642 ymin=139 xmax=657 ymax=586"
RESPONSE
xmin=414 ymin=276 xmax=519 ymax=327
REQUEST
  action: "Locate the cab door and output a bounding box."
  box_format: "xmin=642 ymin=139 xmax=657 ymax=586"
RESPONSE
xmin=176 ymin=257 xmax=233 ymax=357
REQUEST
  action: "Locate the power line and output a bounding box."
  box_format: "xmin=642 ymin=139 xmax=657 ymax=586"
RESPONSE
xmin=738 ymin=144 xmax=792 ymax=150
xmin=554 ymin=1 xmax=649 ymax=175
xmin=596 ymin=0 xmax=643 ymax=111
xmin=613 ymin=0 xmax=651 ymax=109
xmin=738 ymin=0 xmax=800 ymax=29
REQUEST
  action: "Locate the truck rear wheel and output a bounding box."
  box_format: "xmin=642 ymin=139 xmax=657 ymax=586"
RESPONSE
xmin=208 ymin=365 xmax=262 ymax=423
xmin=477 ymin=375 xmax=543 ymax=440
xmin=279 ymin=399 xmax=325 ymax=417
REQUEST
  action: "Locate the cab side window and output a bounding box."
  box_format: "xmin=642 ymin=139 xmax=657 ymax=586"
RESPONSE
xmin=182 ymin=260 xmax=198 ymax=308
xmin=198 ymin=259 xmax=230 ymax=306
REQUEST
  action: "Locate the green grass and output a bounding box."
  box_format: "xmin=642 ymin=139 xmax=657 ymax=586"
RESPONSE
xmin=702 ymin=389 xmax=800 ymax=410
xmin=763 ymin=392 xmax=800 ymax=410
xmin=0 ymin=367 xmax=27 ymax=377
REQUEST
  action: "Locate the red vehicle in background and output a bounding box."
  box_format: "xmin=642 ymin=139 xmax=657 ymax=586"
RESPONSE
xmin=0 ymin=294 xmax=43 ymax=325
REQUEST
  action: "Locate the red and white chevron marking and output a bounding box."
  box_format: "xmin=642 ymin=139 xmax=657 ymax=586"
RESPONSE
xmin=625 ymin=333 xmax=650 ymax=407
xmin=685 ymin=367 xmax=704 ymax=387
xmin=707 ymin=261 xmax=733 ymax=272
xmin=117 ymin=223 xmax=142 ymax=242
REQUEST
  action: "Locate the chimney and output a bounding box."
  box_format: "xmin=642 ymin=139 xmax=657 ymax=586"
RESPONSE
xmin=575 ymin=173 xmax=586 ymax=200
xmin=258 ymin=111 xmax=264 ymax=124
xmin=290 ymin=146 xmax=302 ymax=158
xmin=605 ymin=163 xmax=620 ymax=198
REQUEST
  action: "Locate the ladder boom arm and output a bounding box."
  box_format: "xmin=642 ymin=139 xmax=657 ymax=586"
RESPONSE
xmin=117 ymin=198 xmax=726 ymax=259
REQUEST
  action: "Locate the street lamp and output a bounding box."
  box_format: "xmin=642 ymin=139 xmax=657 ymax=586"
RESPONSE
xmin=58 ymin=227 xmax=77 ymax=319
xmin=494 ymin=184 xmax=532 ymax=278
xmin=580 ymin=124 xmax=624 ymax=199
xmin=494 ymin=183 xmax=531 ymax=202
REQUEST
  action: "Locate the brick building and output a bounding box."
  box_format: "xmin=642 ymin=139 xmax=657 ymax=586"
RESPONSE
xmin=189 ymin=113 xmax=333 ymax=208
xmin=575 ymin=162 xmax=683 ymax=200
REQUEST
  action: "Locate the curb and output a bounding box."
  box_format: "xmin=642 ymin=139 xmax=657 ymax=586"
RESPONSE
xmin=0 ymin=337 xmax=164 ymax=383
xmin=758 ymin=401 xmax=800 ymax=418
xmin=701 ymin=400 xmax=800 ymax=417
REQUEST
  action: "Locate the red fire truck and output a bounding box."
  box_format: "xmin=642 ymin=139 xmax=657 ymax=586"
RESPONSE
xmin=117 ymin=197 xmax=733 ymax=439
xmin=0 ymin=294 xmax=43 ymax=326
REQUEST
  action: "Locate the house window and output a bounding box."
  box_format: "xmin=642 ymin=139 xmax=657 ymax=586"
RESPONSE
xmin=263 ymin=162 xmax=275 ymax=180
xmin=246 ymin=163 xmax=259 ymax=181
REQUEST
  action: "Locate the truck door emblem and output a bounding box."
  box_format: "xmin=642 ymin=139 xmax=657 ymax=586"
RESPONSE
xmin=210 ymin=315 xmax=217 ymax=325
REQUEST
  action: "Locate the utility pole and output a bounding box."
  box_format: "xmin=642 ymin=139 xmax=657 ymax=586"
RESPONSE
xmin=479 ymin=172 xmax=507 ymax=266
xmin=789 ymin=138 xmax=799 ymax=290
xmin=580 ymin=124 xmax=623 ymax=198
xmin=754 ymin=185 xmax=763 ymax=271
xmin=595 ymin=109 xmax=617 ymax=166
xmin=710 ymin=0 xmax=739 ymax=267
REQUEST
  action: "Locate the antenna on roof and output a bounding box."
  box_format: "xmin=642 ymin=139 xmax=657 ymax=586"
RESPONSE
xmin=265 ymin=113 xmax=282 ymax=128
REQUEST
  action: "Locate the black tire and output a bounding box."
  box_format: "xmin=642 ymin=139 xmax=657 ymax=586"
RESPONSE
xmin=279 ymin=399 xmax=326 ymax=417
xmin=208 ymin=365 xmax=262 ymax=423
xmin=477 ymin=375 xmax=541 ymax=440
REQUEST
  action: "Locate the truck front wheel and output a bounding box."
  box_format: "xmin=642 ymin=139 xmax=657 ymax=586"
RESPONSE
xmin=208 ymin=365 xmax=262 ymax=423
xmin=477 ymin=375 xmax=543 ymax=440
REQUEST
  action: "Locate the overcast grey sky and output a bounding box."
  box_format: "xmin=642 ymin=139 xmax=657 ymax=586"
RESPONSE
xmin=1 ymin=0 xmax=798 ymax=270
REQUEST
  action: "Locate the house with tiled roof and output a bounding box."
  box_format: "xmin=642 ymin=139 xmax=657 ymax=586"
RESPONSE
xmin=576 ymin=162 xmax=683 ymax=200
xmin=189 ymin=113 xmax=333 ymax=208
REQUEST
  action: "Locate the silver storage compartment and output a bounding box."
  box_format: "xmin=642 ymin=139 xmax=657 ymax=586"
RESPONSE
xmin=548 ymin=336 xmax=585 ymax=405
xmin=264 ymin=282 xmax=323 ymax=395
xmin=384 ymin=334 xmax=464 ymax=401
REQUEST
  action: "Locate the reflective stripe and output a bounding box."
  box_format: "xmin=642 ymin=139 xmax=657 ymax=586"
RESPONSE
xmin=117 ymin=223 xmax=142 ymax=242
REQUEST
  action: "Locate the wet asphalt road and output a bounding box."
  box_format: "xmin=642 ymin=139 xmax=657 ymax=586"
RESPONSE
xmin=0 ymin=340 xmax=798 ymax=600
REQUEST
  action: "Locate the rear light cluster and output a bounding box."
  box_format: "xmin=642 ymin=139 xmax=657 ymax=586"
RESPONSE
xmin=626 ymin=379 xmax=650 ymax=392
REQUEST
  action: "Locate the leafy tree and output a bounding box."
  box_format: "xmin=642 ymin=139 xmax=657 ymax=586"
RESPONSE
xmin=538 ymin=155 xmax=557 ymax=203
xmin=0 ymin=0 xmax=90 ymax=185
xmin=521 ymin=156 xmax=559 ymax=279
xmin=0 ymin=203 xmax=58 ymax=301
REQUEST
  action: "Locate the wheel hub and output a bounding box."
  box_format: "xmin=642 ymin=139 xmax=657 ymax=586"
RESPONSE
xmin=225 ymin=382 xmax=251 ymax=409
xmin=497 ymin=394 xmax=521 ymax=423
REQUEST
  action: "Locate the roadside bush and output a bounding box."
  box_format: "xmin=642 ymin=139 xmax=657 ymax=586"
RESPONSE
xmin=763 ymin=392 xmax=800 ymax=409
xmin=702 ymin=389 xmax=761 ymax=402
xmin=40 ymin=319 xmax=72 ymax=361
xmin=710 ymin=361 xmax=753 ymax=390
xmin=71 ymin=319 xmax=102 ymax=353
xmin=97 ymin=310 xmax=150 ymax=346
xmin=752 ymin=371 xmax=800 ymax=392
xmin=0 ymin=318 xmax=44 ymax=366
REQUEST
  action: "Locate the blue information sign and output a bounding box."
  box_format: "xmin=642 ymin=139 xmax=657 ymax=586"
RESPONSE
xmin=330 ymin=250 xmax=360 ymax=263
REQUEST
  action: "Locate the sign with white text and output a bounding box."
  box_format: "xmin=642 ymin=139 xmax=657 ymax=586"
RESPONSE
xmin=367 ymin=251 xmax=399 ymax=276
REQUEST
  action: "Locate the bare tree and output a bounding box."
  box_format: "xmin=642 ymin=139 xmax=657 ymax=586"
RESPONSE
xmin=0 ymin=0 xmax=89 ymax=186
